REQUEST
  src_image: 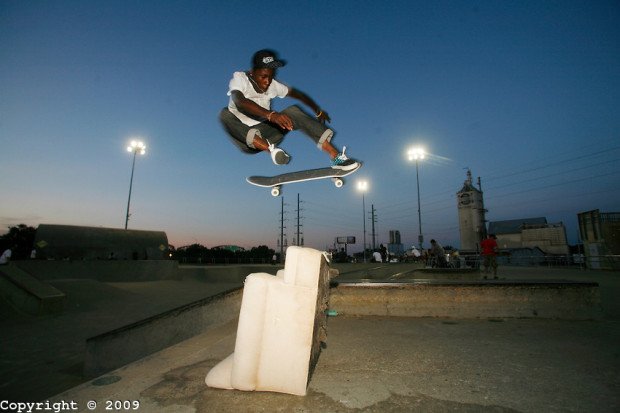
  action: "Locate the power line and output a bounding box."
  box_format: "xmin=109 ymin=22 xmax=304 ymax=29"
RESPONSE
xmin=484 ymin=145 xmax=620 ymax=184
xmin=375 ymin=143 xmax=620 ymax=215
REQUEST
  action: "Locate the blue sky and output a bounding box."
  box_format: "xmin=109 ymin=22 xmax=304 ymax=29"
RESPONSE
xmin=1 ymin=0 xmax=619 ymax=251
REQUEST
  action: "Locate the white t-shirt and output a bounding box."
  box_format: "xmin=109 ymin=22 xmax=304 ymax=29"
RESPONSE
xmin=227 ymin=71 xmax=289 ymax=126
xmin=0 ymin=248 xmax=12 ymax=264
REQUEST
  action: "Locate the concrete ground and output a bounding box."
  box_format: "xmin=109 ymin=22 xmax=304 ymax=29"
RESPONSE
xmin=2 ymin=264 xmax=620 ymax=412
xmin=0 ymin=276 xmax=242 ymax=403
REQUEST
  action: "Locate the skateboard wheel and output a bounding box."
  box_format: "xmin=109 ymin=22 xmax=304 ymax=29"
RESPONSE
xmin=271 ymin=186 xmax=281 ymax=197
xmin=333 ymin=178 xmax=344 ymax=188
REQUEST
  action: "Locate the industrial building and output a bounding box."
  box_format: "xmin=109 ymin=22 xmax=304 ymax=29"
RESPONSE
xmin=577 ymin=209 xmax=620 ymax=270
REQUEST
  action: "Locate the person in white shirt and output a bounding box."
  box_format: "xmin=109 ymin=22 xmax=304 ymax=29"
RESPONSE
xmin=220 ymin=49 xmax=359 ymax=170
xmin=0 ymin=247 xmax=12 ymax=265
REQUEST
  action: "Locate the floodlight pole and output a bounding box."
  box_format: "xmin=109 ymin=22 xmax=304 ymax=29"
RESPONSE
xmin=125 ymin=140 xmax=146 ymax=229
xmin=357 ymin=180 xmax=368 ymax=263
xmin=362 ymin=191 xmax=367 ymax=263
xmin=125 ymin=151 xmax=137 ymax=229
xmin=415 ymin=158 xmax=423 ymax=251
xmin=407 ymin=147 xmax=425 ymax=251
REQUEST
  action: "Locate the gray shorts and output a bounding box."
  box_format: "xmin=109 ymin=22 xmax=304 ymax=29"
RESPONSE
xmin=219 ymin=105 xmax=333 ymax=154
xmin=483 ymin=255 xmax=497 ymax=268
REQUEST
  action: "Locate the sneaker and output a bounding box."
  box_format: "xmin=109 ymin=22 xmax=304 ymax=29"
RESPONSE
xmin=331 ymin=146 xmax=359 ymax=170
xmin=268 ymin=142 xmax=290 ymax=165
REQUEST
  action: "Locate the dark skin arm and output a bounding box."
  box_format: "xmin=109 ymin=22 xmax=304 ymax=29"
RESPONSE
xmin=230 ymin=88 xmax=330 ymax=131
xmin=287 ymin=87 xmax=331 ymax=123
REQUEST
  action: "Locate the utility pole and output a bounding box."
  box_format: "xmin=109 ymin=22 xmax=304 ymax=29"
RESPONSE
xmin=279 ymin=197 xmax=287 ymax=263
xmin=295 ymin=193 xmax=304 ymax=246
xmin=478 ymin=175 xmax=488 ymax=239
xmin=370 ymin=204 xmax=377 ymax=251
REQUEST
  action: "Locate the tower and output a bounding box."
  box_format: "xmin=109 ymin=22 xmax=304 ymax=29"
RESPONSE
xmin=389 ymin=230 xmax=401 ymax=245
xmin=457 ymin=169 xmax=487 ymax=251
xmin=388 ymin=230 xmax=404 ymax=256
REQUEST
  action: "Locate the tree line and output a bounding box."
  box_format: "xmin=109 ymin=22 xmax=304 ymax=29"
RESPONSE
xmin=0 ymin=224 xmax=36 ymax=259
xmin=171 ymin=244 xmax=276 ymax=264
xmin=0 ymin=225 xmax=276 ymax=264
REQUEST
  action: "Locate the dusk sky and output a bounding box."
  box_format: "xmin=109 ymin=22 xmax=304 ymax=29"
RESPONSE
xmin=1 ymin=0 xmax=619 ymax=252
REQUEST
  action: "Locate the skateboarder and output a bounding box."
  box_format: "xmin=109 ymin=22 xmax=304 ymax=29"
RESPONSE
xmin=219 ymin=49 xmax=359 ymax=170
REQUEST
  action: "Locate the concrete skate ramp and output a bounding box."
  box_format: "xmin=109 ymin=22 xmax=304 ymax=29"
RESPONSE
xmin=84 ymin=286 xmax=242 ymax=377
xmin=15 ymin=260 xmax=180 ymax=282
xmin=0 ymin=264 xmax=65 ymax=315
xmin=330 ymin=279 xmax=602 ymax=320
xmin=47 ymin=279 xmax=141 ymax=312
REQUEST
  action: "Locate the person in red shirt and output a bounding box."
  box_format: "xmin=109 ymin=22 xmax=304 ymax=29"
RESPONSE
xmin=480 ymin=234 xmax=498 ymax=278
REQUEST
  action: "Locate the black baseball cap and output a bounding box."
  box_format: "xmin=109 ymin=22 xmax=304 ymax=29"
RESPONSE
xmin=252 ymin=49 xmax=286 ymax=69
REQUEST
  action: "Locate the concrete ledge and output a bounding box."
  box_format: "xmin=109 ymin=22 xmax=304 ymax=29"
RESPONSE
xmin=0 ymin=264 xmax=65 ymax=315
xmin=179 ymin=264 xmax=283 ymax=283
xmin=415 ymin=268 xmax=480 ymax=279
xmin=84 ymin=286 xmax=242 ymax=377
xmin=329 ymin=280 xmax=602 ymax=320
xmin=15 ymin=260 xmax=181 ymax=282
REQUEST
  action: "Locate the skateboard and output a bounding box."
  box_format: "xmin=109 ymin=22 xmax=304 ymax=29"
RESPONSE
xmin=247 ymin=164 xmax=362 ymax=196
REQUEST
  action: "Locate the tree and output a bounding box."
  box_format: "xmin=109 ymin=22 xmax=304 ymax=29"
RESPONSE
xmin=171 ymin=243 xmax=276 ymax=264
xmin=249 ymin=245 xmax=272 ymax=256
xmin=0 ymin=224 xmax=37 ymax=260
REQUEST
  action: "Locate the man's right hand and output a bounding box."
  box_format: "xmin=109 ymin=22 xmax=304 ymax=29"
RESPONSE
xmin=270 ymin=112 xmax=294 ymax=131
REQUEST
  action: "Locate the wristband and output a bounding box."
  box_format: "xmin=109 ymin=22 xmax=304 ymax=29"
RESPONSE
xmin=315 ymin=110 xmax=323 ymax=118
xmin=267 ymin=111 xmax=276 ymax=122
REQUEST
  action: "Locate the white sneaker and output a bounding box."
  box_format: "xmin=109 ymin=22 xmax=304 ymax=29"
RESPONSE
xmin=268 ymin=142 xmax=290 ymax=165
xmin=331 ymin=146 xmax=359 ymax=170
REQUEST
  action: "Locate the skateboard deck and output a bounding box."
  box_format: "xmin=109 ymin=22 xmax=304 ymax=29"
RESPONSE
xmin=247 ymin=164 xmax=361 ymax=196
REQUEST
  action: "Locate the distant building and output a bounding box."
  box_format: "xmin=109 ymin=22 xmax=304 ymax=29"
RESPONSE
xmin=457 ymin=169 xmax=487 ymax=251
xmin=213 ymin=245 xmax=246 ymax=253
xmin=577 ymin=209 xmax=620 ymax=270
xmin=388 ymin=230 xmax=404 ymax=256
xmin=521 ymin=222 xmax=570 ymax=255
xmin=488 ymin=217 xmax=569 ymax=255
xmin=389 ymin=230 xmax=401 ymax=244
xmin=34 ymin=224 xmax=169 ymax=260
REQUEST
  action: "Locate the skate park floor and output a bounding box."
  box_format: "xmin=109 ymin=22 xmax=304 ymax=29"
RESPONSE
xmin=2 ymin=264 xmax=620 ymax=412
